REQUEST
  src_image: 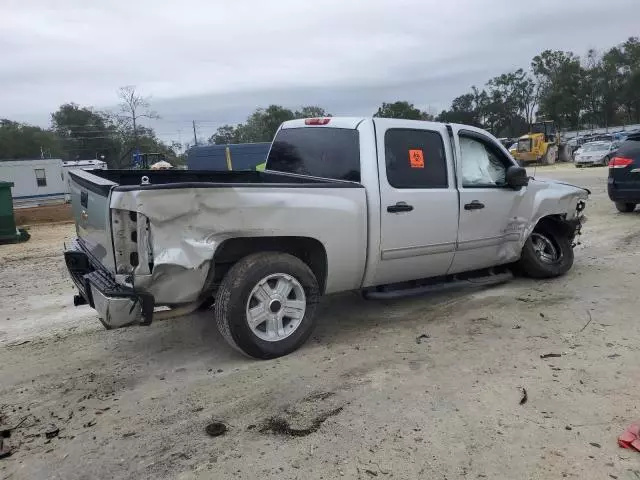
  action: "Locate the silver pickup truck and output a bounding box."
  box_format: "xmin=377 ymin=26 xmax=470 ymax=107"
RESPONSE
xmin=64 ymin=117 xmax=588 ymax=358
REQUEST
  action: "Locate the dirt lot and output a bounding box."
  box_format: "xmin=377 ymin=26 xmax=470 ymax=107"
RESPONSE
xmin=13 ymin=203 xmax=72 ymax=227
xmin=1 ymin=165 xmax=640 ymax=480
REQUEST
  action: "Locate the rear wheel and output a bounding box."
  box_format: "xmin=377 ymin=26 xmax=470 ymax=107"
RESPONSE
xmin=516 ymin=223 xmax=574 ymax=278
xmin=615 ymin=202 xmax=636 ymax=213
xmin=214 ymin=252 xmax=320 ymax=359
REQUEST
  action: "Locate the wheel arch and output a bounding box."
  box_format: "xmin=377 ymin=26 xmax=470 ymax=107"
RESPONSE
xmin=532 ymin=213 xmax=579 ymax=240
xmin=210 ymin=236 xmax=328 ymax=294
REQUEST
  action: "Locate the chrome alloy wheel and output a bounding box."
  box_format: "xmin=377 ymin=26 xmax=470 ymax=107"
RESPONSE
xmin=531 ymin=232 xmax=561 ymax=264
xmin=245 ymin=273 xmax=307 ymax=342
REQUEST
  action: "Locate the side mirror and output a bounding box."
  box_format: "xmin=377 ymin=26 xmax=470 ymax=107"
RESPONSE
xmin=506 ymin=165 xmax=529 ymax=189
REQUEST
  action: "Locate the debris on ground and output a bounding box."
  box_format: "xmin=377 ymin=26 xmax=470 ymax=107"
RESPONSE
xmin=589 ymin=442 xmax=601 ymax=448
xmin=579 ymin=311 xmax=593 ymax=333
xmin=45 ymin=426 xmax=60 ymax=439
xmin=0 ymin=438 xmax=11 ymax=460
xmin=618 ymin=423 xmax=640 ymax=452
xmin=259 ymin=407 xmax=344 ymax=437
xmin=1 ymin=415 xmax=29 ymax=439
xmin=205 ymin=422 xmax=228 ymax=437
xmin=540 ymin=353 xmax=563 ymax=359
xmin=519 ymin=387 xmax=528 ymax=405
xmin=415 ymin=334 xmax=430 ymax=344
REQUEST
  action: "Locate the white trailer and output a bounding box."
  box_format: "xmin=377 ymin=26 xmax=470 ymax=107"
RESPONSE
xmin=0 ymin=159 xmax=66 ymax=205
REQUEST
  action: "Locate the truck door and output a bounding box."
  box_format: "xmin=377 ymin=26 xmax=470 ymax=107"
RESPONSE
xmin=448 ymin=126 xmax=525 ymax=273
xmin=369 ymin=119 xmax=459 ymax=286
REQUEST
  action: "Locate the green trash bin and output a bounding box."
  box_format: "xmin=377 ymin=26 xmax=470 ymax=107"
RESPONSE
xmin=0 ymin=181 xmax=30 ymax=244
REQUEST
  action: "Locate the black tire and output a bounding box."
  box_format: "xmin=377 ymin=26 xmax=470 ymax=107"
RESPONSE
xmin=615 ymin=202 xmax=636 ymax=213
xmin=516 ymin=222 xmax=574 ymax=278
xmin=214 ymin=252 xmax=320 ymax=359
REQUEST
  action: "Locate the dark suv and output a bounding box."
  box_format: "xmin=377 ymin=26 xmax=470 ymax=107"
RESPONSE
xmin=608 ymin=133 xmax=640 ymax=212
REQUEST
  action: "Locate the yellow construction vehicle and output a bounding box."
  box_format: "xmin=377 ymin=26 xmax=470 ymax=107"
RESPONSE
xmin=512 ymin=120 xmax=560 ymax=165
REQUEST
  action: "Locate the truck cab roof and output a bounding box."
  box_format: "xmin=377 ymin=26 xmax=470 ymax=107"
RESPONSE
xmin=280 ymin=117 xmax=497 ymax=138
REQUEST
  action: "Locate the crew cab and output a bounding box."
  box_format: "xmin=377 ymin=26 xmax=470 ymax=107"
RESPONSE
xmin=64 ymin=118 xmax=589 ymax=358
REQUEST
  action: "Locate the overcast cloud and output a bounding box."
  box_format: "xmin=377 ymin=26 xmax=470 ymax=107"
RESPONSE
xmin=2 ymin=0 xmax=640 ymax=143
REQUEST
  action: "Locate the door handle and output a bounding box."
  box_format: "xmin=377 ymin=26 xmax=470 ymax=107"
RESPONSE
xmin=387 ymin=202 xmax=414 ymax=213
xmin=464 ymin=200 xmax=485 ymax=210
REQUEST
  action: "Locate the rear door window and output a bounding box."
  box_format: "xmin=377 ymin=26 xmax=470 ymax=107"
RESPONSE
xmin=384 ymin=128 xmax=447 ymax=188
xmin=384 ymin=129 xmax=447 ymax=189
xmin=267 ymin=128 xmax=360 ymax=182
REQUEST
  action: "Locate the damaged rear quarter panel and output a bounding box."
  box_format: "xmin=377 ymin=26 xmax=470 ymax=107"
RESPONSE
xmin=109 ymin=186 xmax=367 ymax=305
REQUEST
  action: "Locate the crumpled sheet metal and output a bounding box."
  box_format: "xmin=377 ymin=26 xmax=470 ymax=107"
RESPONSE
xmin=110 ymin=187 xmax=367 ymax=305
xmin=494 ymin=178 xmax=588 ymax=264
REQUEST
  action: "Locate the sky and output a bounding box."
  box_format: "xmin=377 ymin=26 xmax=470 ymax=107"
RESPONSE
xmin=2 ymin=0 xmax=640 ymax=144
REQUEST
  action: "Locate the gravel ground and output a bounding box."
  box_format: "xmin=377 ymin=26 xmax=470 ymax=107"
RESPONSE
xmin=1 ymin=166 xmax=640 ymax=480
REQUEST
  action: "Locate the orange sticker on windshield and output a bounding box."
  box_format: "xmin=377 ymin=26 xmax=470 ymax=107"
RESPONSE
xmin=409 ymin=149 xmax=424 ymax=168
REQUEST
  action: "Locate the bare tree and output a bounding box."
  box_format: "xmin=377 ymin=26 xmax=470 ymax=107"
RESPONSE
xmin=117 ymin=85 xmax=159 ymax=153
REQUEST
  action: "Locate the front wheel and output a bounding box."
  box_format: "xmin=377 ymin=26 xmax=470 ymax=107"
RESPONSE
xmin=214 ymin=252 xmax=319 ymax=359
xmin=516 ymin=223 xmax=574 ymax=278
xmin=615 ymin=202 xmax=636 ymax=213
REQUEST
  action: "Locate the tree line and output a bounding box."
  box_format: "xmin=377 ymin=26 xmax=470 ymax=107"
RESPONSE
xmin=208 ymin=36 xmax=640 ymax=143
xmin=2 ymin=37 xmax=639 ymax=165
xmin=0 ymin=86 xmax=181 ymax=168
xmin=436 ymin=37 xmax=640 ymax=137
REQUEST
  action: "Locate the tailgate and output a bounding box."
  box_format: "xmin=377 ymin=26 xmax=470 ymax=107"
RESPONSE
xmin=69 ymin=170 xmax=117 ymax=273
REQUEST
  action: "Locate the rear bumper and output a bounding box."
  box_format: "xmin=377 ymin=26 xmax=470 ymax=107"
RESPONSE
xmin=64 ymin=238 xmax=154 ymax=328
xmin=576 ymin=158 xmax=605 ymax=166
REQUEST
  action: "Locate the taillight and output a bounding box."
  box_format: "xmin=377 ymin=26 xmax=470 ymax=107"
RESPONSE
xmin=609 ymin=156 xmax=634 ymax=168
xmin=305 ymin=118 xmax=331 ymax=125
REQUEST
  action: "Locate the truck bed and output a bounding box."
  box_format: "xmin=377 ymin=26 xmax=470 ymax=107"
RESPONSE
xmin=73 ymin=169 xmax=357 ymax=193
xmin=67 ymin=168 xmax=368 ymax=309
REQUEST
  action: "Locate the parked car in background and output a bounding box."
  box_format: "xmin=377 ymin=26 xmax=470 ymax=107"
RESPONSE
xmin=608 ymin=132 xmax=640 ymax=212
xmin=575 ymin=141 xmax=619 ymax=167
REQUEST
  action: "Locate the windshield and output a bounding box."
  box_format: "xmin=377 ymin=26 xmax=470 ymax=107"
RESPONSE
xmin=582 ymin=142 xmax=610 ymax=152
xmin=531 ymin=123 xmax=545 ymax=134
xmin=267 ymin=127 xmax=361 ymax=182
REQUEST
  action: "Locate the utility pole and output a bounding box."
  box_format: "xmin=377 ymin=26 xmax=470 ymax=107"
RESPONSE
xmin=192 ymin=120 xmax=198 ymax=146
